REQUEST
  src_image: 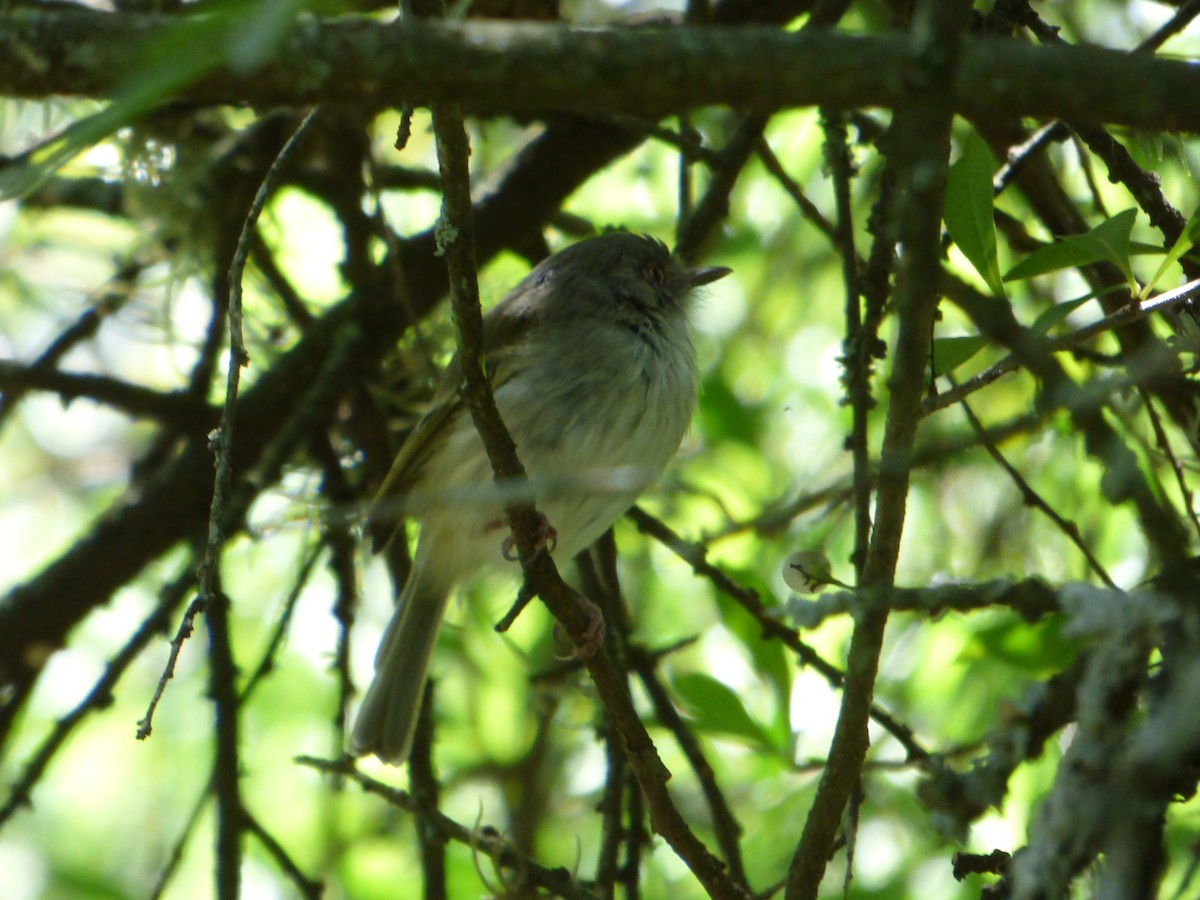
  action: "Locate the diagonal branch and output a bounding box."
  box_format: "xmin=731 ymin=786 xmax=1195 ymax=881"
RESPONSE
xmin=429 ymin=91 xmax=743 ymax=900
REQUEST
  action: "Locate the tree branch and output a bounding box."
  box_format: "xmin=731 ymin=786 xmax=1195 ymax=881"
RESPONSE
xmin=786 ymin=0 xmax=972 ymax=895
xmin=429 ymin=88 xmax=742 ymax=899
xmin=2 ymin=13 xmax=1200 ymax=130
xmin=296 ymin=756 xmax=595 ymax=899
xmin=0 ymin=104 xmax=652 ymax=709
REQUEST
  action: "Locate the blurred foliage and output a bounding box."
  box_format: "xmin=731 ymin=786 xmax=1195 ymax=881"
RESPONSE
xmin=4 ymin=0 xmax=1200 ymax=899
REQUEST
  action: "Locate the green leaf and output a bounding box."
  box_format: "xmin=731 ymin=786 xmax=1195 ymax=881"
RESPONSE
xmin=1029 ymin=297 xmax=1091 ymax=335
xmin=963 ymin=618 xmax=1079 ymax=676
xmin=1004 ymin=209 xmax=1138 ymax=285
xmin=932 ymin=335 xmax=987 ymax=374
xmin=0 ymin=0 xmax=308 ymax=200
xmin=944 ymin=131 xmax=1006 ymax=298
xmin=1066 ymin=208 xmax=1137 ymax=287
xmin=710 ymin=568 xmax=792 ymax=747
xmin=1005 ymin=239 xmax=1098 ymax=282
xmin=1141 ymin=206 xmax=1200 ymax=300
xmin=671 ymin=672 xmax=779 ymax=751
xmin=748 ymin=640 xmax=793 ymax=749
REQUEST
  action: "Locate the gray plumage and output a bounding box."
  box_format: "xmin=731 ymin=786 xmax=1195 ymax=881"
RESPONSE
xmin=351 ymin=232 xmax=731 ymax=763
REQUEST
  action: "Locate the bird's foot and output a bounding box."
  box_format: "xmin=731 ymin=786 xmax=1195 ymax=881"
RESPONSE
xmin=500 ymin=512 xmax=558 ymax=561
xmin=569 ymin=592 xmax=606 ymax=659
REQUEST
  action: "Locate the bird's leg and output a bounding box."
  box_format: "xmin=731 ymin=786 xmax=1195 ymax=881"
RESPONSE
xmin=562 ymin=587 xmax=606 ymax=658
xmin=497 ymin=512 xmax=558 ymax=561
xmin=488 ymin=515 xmax=602 ymax=654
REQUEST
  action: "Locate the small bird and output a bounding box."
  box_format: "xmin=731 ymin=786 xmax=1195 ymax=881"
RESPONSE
xmin=351 ymin=231 xmax=731 ymax=763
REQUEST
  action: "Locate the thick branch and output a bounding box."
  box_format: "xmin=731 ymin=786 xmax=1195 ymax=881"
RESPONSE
xmin=3 ymin=13 xmax=1200 ymax=130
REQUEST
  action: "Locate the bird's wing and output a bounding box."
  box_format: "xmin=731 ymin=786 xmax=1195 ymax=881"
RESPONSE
xmin=366 ymin=384 xmax=462 ymax=553
xmin=366 ymin=298 xmax=540 ymax=553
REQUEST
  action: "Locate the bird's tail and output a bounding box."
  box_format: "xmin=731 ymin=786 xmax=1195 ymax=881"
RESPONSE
xmin=350 ymin=570 xmax=450 ymax=765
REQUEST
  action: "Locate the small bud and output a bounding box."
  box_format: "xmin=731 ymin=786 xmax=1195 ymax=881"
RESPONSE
xmin=783 ymin=550 xmax=836 ymax=594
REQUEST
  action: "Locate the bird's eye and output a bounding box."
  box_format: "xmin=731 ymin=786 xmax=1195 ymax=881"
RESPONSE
xmin=643 ymin=261 xmax=667 ymax=286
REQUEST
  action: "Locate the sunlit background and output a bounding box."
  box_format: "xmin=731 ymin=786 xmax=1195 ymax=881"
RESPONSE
xmin=4 ymin=0 xmax=1200 ymax=897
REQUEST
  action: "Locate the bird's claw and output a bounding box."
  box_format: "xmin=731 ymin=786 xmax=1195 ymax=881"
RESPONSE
xmin=500 ymin=513 xmax=558 ymax=561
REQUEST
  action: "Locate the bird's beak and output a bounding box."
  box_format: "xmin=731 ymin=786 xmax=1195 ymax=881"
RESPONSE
xmin=686 ymin=265 xmax=733 ymax=287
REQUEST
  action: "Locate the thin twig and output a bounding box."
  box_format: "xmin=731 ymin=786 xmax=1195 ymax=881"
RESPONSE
xmin=676 ymin=114 xmax=767 ymax=262
xmin=296 ymin=756 xmax=596 ymax=899
xmin=923 ymin=277 xmax=1200 ymax=416
xmin=588 ymin=534 xmax=744 ymax=886
xmin=823 ymin=109 xmax=871 ymax=578
xmin=0 ymin=363 xmax=214 ymax=430
xmin=203 ymin=106 xmax=321 ymax=900
xmin=630 ymin=649 xmax=750 ymax=891
xmin=308 ymin=431 xmax=361 ymax=736
xmin=0 ymin=571 xmax=191 ymax=829
xmin=945 ymin=274 xmax=1191 ymax=564
xmin=1137 ymin=0 xmax=1200 ymax=53
xmin=1143 ymin=398 xmax=1200 ymax=541
xmin=622 ymin=771 xmax=647 ymax=898
xmin=754 ymin=137 xmax=838 ymax=243
xmin=627 ymin=506 xmax=932 ymax=764
xmin=242 ymin=807 xmax=324 ymax=899
xmin=249 ymin=230 xmax=315 ymax=329
xmin=136 ymin=597 xmax=207 ymax=741
xmin=239 ymin=541 xmax=326 ymax=701
xmin=992 ymin=121 xmax=1066 ymax=198
xmin=677 ymin=113 xmax=696 ymax=224
xmin=0 ymin=259 xmax=140 ymax=429
xmin=950 ymin=377 xmax=1115 ymax=587
xmin=409 ymin=683 xmax=448 ymax=900
xmin=707 ymin=405 xmax=1050 ymax=546
xmin=576 ymin=539 xmax=636 ymax=898
xmin=207 ymin=590 xmax=241 ymax=900
xmin=149 ymin=779 xmax=213 ymax=900
xmin=594 ymin=716 xmax=627 ymax=900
